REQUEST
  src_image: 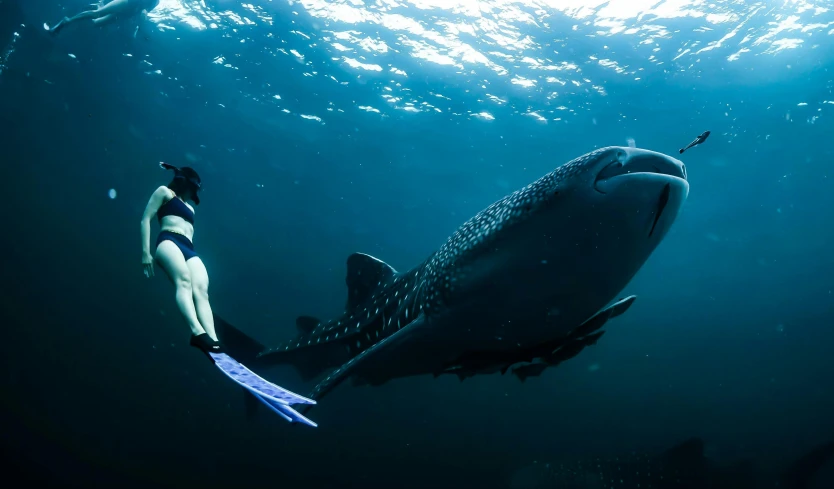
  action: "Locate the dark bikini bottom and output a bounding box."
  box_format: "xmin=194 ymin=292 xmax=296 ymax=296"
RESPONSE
xmin=156 ymin=230 xmax=197 ymax=261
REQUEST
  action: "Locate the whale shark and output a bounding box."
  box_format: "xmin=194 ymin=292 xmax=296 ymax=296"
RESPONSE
xmin=225 ymin=146 xmax=689 ymax=408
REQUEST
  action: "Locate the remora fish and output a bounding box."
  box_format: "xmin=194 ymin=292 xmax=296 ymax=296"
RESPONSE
xmin=679 ymin=130 xmax=710 ymax=154
xmin=232 ymin=146 xmax=689 ymax=407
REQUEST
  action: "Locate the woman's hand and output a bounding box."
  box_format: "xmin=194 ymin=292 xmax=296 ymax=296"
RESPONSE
xmin=142 ymin=252 xmax=155 ymax=278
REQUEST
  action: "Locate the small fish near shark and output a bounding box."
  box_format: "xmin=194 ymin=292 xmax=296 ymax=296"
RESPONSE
xmin=679 ymin=130 xmax=710 ymax=154
xmin=220 ymin=146 xmax=690 ymax=417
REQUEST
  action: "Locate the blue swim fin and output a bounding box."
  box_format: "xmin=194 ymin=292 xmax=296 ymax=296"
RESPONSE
xmin=208 ymin=351 xmax=317 ymax=428
xmin=194 ymin=316 xmax=317 ymax=427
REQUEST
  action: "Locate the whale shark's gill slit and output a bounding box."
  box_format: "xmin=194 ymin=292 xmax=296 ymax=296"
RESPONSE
xmin=649 ymin=182 xmax=671 ymax=238
xmin=411 ymin=277 xmax=425 ymax=320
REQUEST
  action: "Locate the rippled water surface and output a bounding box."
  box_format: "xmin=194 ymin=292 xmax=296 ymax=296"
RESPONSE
xmin=137 ymin=0 xmax=834 ymax=125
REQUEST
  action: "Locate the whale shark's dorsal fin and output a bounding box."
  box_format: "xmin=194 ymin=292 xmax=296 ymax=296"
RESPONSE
xmin=345 ymin=253 xmax=398 ymax=310
xmin=295 ymin=316 xmax=321 ymax=333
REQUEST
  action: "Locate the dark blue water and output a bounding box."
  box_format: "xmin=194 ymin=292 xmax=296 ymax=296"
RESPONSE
xmin=2 ymin=1 xmax=834 ymax=487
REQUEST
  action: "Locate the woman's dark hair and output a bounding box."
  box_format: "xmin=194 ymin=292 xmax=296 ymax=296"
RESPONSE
xmin=167 ymin=177 xmax=192 ymax=197
xmin=163 ymin=165 xmax=202 ymax=205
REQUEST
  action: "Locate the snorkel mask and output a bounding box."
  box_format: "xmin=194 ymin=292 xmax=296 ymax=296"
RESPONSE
xmin=160 ymin=162 xmax=202 ymax=204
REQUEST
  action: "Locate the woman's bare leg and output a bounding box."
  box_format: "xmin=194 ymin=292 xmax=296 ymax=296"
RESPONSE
xmin=155 ymin=241 xmax=206 ymax=337
xmin=92 ymin=14 xmax=117 ymax=26
xmin=186 ymin=257 xmax=218 ymax=342
xmin=47 ymin=0 xmax=133 ymax=34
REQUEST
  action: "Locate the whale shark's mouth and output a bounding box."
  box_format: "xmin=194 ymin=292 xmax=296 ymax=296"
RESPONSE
xmin=593 ymin=153 xmax=687 ymax=195
xmin=593 ymin=151 xmax=687 ymax=238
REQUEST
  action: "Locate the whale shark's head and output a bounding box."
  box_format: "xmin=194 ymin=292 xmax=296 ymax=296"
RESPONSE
xmin=526 ymin=146 xmax=688 ymax=317
xmin=426 ymin=146 xmax=689 ymax=345
xmin=531 ymin=146 xmax=689 ymax=288
xmin=563 ymin=146 xmax=689 ymax=244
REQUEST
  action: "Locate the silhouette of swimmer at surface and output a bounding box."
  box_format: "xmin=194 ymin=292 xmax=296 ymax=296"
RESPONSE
xmin=45 ymin=0 xmax=160 ymax=36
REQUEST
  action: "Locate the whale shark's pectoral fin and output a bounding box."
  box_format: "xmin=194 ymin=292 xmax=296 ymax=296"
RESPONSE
xmin=568 ymin=295 xmax=636 ymax=339
xmin=307 ymin=315 xmax=425 ymax=403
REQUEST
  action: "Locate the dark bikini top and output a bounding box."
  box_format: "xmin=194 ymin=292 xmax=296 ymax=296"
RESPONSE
xmin=157 ymin=196 xmax=194 ymax=225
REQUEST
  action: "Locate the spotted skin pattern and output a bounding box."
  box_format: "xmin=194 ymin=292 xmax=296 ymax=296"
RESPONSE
xmin=261 ymin=149 xmax=607 ymax=357
xmin=256 ymin=147 xmax=686 ymax=405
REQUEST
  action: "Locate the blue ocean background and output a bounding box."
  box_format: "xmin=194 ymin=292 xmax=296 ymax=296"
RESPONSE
xmin=2 ymin=0 xmax=834 ymax=487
